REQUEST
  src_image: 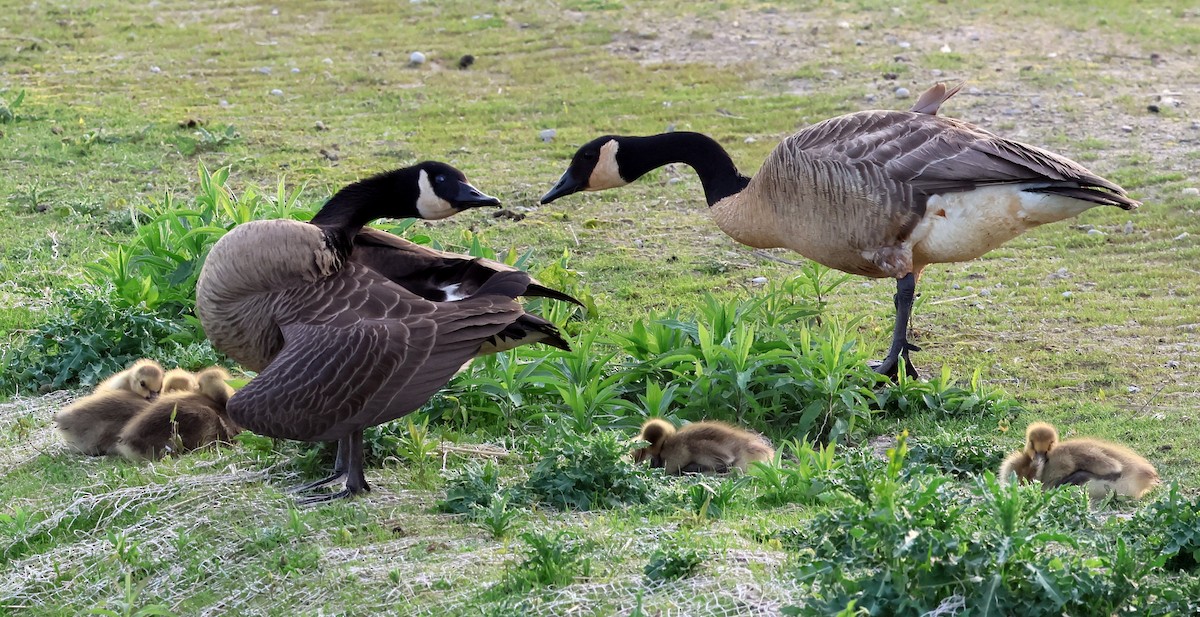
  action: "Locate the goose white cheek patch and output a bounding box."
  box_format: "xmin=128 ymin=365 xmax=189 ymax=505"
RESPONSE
xmin=415 ymin=169 xmax=458 ymax=219
xmin=587 ymin=140 xmax=628 ymax=191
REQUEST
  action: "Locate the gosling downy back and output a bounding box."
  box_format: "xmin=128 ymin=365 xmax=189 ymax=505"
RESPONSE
xmin=54 ymin=390 xmax=151 ymax=456
xmin=634 ymin=418 xmax=774 ymax=475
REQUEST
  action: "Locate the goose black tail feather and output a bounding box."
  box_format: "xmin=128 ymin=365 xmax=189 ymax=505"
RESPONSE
xmin=527 ymin=284 xmax=585 ymax=307
xmin=1023 ymin=186 xmax=1140 ymax=210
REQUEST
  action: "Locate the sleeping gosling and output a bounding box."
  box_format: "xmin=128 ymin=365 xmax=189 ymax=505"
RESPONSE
xmin=54 ymin=390 xmax=151 ymax=456
xmin=115 ymin=367 xmax=240 ymax=461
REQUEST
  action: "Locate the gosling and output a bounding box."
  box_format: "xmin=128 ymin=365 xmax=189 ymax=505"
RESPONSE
xmin=115 ymin=367 xmax=240 ymax=461
xmin=97 ymin=358 xmax=165 ymax=400
xmin=633 ymin=418 xmax=774 ymax=475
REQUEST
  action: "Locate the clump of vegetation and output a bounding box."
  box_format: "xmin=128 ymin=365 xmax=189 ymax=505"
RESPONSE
xmin=0 ymin=286 xmax=223 ymax=394
xmin=784 ymin=433 xmax=1154 ymax=616
xmin=1128 ymin=484 xmax=1200 ymax=571
xmin=644 ymin=534 xmax=706 ymax=583
xmin=494 ymin=531 xmax=592 ymax=595
xmin=0 ymin=89 xmax=25 ymax=123
xmin=905 ymin=430 xmax=1009 ymax=478
xmin=523 ymin=428 xmax=652 ymax=511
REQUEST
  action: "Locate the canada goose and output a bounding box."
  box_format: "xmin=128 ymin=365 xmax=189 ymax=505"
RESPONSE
xmin=1019 ymin=421 xmax=1159 ymax=500
xmin=115 ymin=367 xmax=238 ymax=461
xmin=161 ymin=368 xmax=198 ymax=394
xmin=54 ymin=391 xmax=150 ymax=456
xmin=97 ymin=358 xmax=165 ymax=399
xmin=541 ymin=83 xmax=1139 ymax=378
xmin=633 ymin=418 xmax=775 ymax=475
xmin=195 ymin=161 xmax=578 ymax=503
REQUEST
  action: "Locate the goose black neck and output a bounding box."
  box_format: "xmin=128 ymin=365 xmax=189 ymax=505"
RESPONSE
xmin=623 ymin=132 xmax=750 ymax=206
xmin=309 ymin=168 xmax=415 ymax=256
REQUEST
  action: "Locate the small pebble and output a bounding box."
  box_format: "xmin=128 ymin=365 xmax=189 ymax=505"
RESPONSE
xmin=979 ymin=288 xmax=992 ymax=297
xmin=1086 ymin=229 xmax=1105 ymax=236
xmin=1127 ymin=385 xmax=1140 ymax=394
xmin=865 ymin=94 xmax=878 ymax=103
xmin=898 ymin=41 xmax=911 ymax=48
xmin=1174 ymin=232 xmax=1190 ymax=241
xmin=1120 ymin=125 xmax=1134 ymax=133
xmin=409 ymin=51 xmax=426 ymax=65
xmin=255 ymin=66 xmax=271 ymax=75
xmin=894 ymin=87 xmax=910 ymax=99
xmin=1167 ymin=360 xmax=1179 ymax=369
xmin=323 ymin=58 xmax=333 ymax=65
xmin=1147 ymin=104 xmax=1160 ymax=113
xmin=837 ymin=21 xmax=850 ymax=29
xmin=315 ymin=120 xmax=328 ymax=131
xmin=1182 ymin=187 xmax=1200 ymax=197
xmin=538 ymin=128 xmax=556 ymax=142
xmin=667 ymin=177 xmax=682 ymax=185
xmin=219 ymin=99 xmax=230 ymax=107
xmin=952 ymin=283 xmax=960 ymax=290
xmin=270 ymin=88 xmax=284 ymax=96
xmin=750 ymin=276 xmax=768 ymax=285
xmin=744 ymin=136 xmax=756 ymax=144
xmin=968 ymin=33 xmax=980 ymax=41
xmin=1123 ymin=220 xmax=1134 ymax=234
xmin=149 ymin=65 xmax=161 ymax=73
xmin=968 ymin=87 xmax=982 ymax=95
xmin=665 ymin=123 xmax=676 ymax=133
xmin=270 ymin=7 xmax=279 ymax=15
xmin=930 ymin=69 xmax=943 ymax=77
xmin=457 ymin=54 xmax=475 ymax=70
xmin=940 ymin=44 xmax=951 ymax=53
xmin=1062 ymin=291 xmax=1073 ymax=298
xmin=290 ymin=67 xmax=300 ymax=74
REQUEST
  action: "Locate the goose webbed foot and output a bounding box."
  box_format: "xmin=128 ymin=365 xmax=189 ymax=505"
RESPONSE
xmin=289 ymin=471 xmax=348 ymax=494
xmin=868 ymin=341 xmax=922 ymax=380
xmin=291 ymin=431 xmax=370 ymax=506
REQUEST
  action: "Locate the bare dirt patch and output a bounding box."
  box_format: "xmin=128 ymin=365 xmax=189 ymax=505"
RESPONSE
xmin=606 ymin=5 xmax=1199 ymax=181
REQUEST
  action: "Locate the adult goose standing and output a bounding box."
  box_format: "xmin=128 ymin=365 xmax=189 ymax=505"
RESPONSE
xmin=196 ymin=161 xmax=578 ymax=503
xmin=540 ymin=83 xmax=1139 ymax=378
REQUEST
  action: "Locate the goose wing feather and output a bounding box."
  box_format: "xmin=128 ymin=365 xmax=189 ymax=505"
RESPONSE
xmin=226 ymin=263 xmax=525 ymax=442
xmin=353 ymin=228 xmax=583 ymax=305
xmin=783 ymin=111 xmax=1137 ymax=207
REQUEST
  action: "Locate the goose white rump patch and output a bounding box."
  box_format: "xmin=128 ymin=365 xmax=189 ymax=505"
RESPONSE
xmin=910 ymin=184 xmax=1103 ymax=265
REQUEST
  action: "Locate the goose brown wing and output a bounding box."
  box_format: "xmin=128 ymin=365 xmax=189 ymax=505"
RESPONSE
xmin=785 ymin=111 xmax=1138 ymax=208
xmin=226 ymin=263 xmax=526 ymax=442
xmin=352 ymin=228 xmax=583 ymax=305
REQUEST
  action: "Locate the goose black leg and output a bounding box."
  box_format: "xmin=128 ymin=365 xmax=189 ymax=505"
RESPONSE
xmin=296 ymin=431 xmax=370 ymax=506
xmin=289 ymin=435 xmax=351 ymax=494
xmin=869 ymin=273 xmax=921 ymax=380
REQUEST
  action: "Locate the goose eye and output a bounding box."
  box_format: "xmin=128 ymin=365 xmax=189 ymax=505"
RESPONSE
xmin=582 ymin=151 xmax=597 ymax=160
xmin=435 ymin=175 xmax=446 ymax=184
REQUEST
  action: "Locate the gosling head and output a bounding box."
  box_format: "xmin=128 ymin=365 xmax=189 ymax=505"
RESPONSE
xmin=1024 ymin=422 xmax=1059 ymax=467
xmin=541 ymin=136 xmax=629 ymax=204
xmin=632 ymin=418 xmax=675 ymax=469
xmin=129 ymin=362 xmax=165 ymax=400
xmin=312 ymin=161 xmax=501 ymax=227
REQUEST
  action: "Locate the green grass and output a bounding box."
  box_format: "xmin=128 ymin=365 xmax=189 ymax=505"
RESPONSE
xmin=2 ymin=0 xmax=1199 ymax=614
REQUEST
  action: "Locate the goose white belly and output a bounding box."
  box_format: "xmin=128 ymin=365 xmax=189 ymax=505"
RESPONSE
xmin=909 ymin=183 xmax=1099 ymax=267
